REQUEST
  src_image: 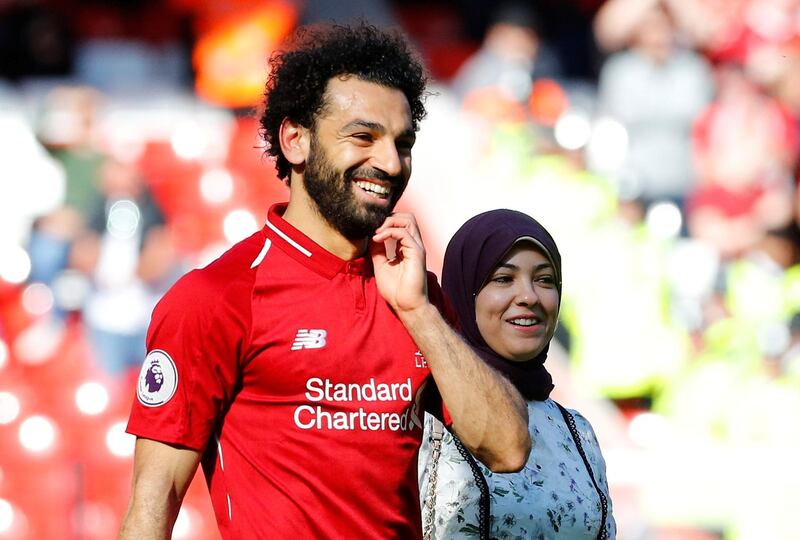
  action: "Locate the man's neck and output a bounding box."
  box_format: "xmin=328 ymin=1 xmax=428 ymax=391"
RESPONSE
xmin=282 ymin=186 xmax=367 ymax=261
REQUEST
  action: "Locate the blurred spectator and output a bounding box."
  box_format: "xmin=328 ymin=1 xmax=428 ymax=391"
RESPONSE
xmin=70 ymin=0 xmax=190 ymax=93
xmin=762 ymin=41 xmax=800 ymax=203
xmin=12 ymin=86 xmax=106 ymax=363
xmin=457 ymin=0 xmax=599 ymax=80
xmin=78 ymin=157 xmax=176 ymax=377
xmin=44 ymin=89 xmax=105 ymax=217
xmin=564 ymin=196 xmax=690 ymax=402
xmin=724 ymin=225 xmax=800 ymax=335
xmin=594 ymin=0 xmax=716 ymax=53
xmin=451 ymin=2 xmax=562 ymax=106
xmin=700 ymin=0 xmax=800 ymax=75
xmin=770 ymin=44 xmax=800 ymax=122
xmin=28 ymin=86 xmax=105 ymax=288
xmin=687 ymin=63 xmax=797 ymax=257
xmin=596 ymin=0 xmax=714 ymax=212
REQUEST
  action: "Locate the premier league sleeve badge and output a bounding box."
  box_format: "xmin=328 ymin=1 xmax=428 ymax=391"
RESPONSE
xmin=136 ymin=349 xmax=179 ymax=407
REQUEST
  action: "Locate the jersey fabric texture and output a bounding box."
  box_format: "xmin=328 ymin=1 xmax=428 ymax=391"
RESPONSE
xmin=127 ymin=203 xmax=453 ymax=539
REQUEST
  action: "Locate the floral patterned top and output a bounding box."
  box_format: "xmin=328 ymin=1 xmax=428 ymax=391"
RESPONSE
xmin=418 ymin=399 xmax=616 ymax=540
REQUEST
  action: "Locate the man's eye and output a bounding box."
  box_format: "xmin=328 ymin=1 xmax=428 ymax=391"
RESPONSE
xmin=352 ymin=133 xmax=373 ymax=142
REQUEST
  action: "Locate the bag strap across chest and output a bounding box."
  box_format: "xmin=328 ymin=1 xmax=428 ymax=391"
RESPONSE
xmin=423 ymin=403 xmax=609 ymax=540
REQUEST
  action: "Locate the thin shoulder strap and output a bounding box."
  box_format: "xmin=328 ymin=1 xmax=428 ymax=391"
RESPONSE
xmin=423 ymin=420 xmax=444 ymax=540
xmin=452 ymin=434 xmax=490 ymax=540
xmin=555 ymin=402 xmax=609 ymax=540
xmin=422 ymin=423 xmax=490 ymax=540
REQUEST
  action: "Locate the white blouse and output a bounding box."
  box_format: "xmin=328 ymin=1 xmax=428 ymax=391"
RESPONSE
xmin=419 ymin=399 xmax=616 ymax=539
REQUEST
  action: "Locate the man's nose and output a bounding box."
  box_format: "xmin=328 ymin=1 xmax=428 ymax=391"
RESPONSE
xmin=372 ymin=139 xmax=403 ymax=178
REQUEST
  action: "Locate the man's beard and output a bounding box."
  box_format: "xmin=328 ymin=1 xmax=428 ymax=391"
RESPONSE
xmin=303 ymin=134 xmax=406 ymax=240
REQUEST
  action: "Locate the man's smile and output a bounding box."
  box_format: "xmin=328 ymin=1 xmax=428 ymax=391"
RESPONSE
xmin=353 ymin=178 xmax=391 ymax=202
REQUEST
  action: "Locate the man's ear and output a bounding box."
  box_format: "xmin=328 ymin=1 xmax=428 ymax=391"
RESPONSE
xmin=279 ymin=118 xmax=310 ymax=166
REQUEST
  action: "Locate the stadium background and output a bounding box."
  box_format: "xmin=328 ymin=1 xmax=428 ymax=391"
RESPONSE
xmin=1 ymin=0 xmax=799 ymax=538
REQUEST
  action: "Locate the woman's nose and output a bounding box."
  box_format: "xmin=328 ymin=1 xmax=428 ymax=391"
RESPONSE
xmin=515 ymin=281 xmax=538 ymax=305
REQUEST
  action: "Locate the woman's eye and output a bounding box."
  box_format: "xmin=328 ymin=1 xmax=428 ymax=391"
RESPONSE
xmin=492 ymin=275 xmax=512 ymax=284
xmin=535 ymin=275 xmax=555 ymax=286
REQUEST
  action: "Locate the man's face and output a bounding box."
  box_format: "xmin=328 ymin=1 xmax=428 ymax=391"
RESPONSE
xmin=302 ymin=77 xmax=416 ymax=240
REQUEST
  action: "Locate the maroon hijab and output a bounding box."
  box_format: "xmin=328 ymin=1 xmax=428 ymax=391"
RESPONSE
xmin=442 ymin=209 xmax=561 ymax=401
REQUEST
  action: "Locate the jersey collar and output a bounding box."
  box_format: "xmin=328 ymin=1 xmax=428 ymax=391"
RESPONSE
xmin=264 ymin=203 xmax=371 ymax=279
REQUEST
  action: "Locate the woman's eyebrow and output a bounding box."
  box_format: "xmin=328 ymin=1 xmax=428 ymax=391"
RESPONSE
xmin=496 ymin=262 xmax=553 ymax=271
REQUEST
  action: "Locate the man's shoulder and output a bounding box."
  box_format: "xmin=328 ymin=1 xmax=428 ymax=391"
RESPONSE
xmin=200 ymin=229 xmax=270 ymax=280
xmin=158 ymin=230 xmax=268 ymax=311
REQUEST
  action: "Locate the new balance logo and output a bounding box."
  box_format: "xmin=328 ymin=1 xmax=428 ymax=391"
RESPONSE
xmin=291 ymin=329 xmax=327 ymax=351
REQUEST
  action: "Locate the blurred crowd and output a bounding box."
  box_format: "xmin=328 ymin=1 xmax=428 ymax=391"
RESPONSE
xmin=1 ymin=0 xmax=800 ymax=539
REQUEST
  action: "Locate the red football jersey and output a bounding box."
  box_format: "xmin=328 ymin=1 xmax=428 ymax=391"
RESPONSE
xmin=127 ymin=203 xmax=452 ymax=539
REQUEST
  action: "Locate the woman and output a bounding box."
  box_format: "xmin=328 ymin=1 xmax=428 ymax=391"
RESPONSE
xmin=419 ymin=209 xmax=615 ymax=540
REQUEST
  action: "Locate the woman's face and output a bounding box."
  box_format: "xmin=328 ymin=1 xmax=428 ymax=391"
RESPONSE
xmin=475 ymin=242 xmax=560 ymax=362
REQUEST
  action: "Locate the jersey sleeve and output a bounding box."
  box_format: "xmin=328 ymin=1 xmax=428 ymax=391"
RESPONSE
xmin=126 ymin=268 xmax=251 ymax=451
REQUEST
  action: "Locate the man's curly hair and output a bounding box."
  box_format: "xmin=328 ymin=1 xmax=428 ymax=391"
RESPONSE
xmin=260 ymin=23 xmax=428 ymax=179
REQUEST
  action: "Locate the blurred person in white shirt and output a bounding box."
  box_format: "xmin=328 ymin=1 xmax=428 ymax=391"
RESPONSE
xmin=596 ymin=0 xmax=714 ymax=214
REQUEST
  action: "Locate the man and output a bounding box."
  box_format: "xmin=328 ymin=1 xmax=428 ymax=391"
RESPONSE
xmin=119 ymin=23 xmax=530 ymax=539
